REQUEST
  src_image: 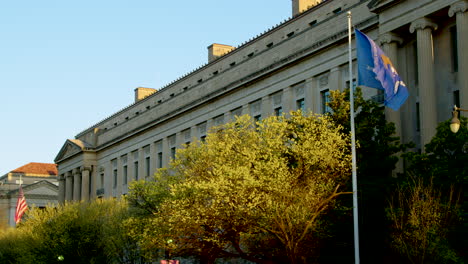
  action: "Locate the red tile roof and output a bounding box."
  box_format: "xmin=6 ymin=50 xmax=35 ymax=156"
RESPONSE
xmin=11 ymin=162 xmax=58 ymax=176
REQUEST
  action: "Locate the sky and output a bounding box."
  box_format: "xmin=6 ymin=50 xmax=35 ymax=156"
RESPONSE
xmin=0 ymin=0 xmax=292 ymax=175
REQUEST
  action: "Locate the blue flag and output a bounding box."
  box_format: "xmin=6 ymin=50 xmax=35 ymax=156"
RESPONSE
xmin=355 ymin=29 xmax=408 ymax=110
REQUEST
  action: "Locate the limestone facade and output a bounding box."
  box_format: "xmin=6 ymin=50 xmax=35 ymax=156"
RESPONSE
xmin=55 ymin=0 xmax=467 ymax=202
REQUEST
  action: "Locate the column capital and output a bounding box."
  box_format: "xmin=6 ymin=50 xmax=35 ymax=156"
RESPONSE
xmin=72 ymin=168 xmax=81 ymax=175
xmin=80 ymin=166 xmax=92 ymax=173
xmin=410 ymin=18 xmax=438 ymax=33
xmin=449 ymin=0 xmax=468 ymax=17
xmin=58 ymin=174 xmax=66 ymax=181
xmin=379 ymin=32 xmax=403 ymax=46
xmin=65 ymin=171 xmax=72 ymax=178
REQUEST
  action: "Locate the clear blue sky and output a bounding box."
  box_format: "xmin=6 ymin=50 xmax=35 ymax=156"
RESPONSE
xmin=0 ymin=0 xmax=291 ymax=175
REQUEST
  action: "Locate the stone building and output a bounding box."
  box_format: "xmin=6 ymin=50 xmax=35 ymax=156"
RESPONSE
xmin=0 ymin=162 xmax=58 ymax=227
xmin=55 ymin=0 xmax=467 ymax=202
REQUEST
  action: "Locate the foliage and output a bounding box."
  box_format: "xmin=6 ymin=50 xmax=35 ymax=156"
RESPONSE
xmin=387 ymin=177 xmax=461 ymax=264
xmin=403 ymin=117 xmax=468 ymax=186
xmin=401 ymin=116 xmax=468 ymax=263
xmin=0 ymin=199 xmax=145 ymax=264
xmin=326 ymin=88 xmax=411 ymax=262
xmin=127 ymin=112 xmax=352 ymax=264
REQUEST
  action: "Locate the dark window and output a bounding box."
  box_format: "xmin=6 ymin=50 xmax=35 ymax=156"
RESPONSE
xmin=274 ymin=107 xmax=283 ymax=116
xmin=309 ymin=20 xmax=317 ymax=26
xmin=145 ymin=157 xmax=150 ymax=177
xmin=113 ymin=169 xmax=117 ymax=188
xmin=171 ymin=147 xmax=176 ymax=160
xmin=266 ymin=42 xmax=273 ymax=48
xmin=157 ymin=152 xmax=163 ymax=168
xmin=134 ymin=161 xmax=139 ymax=180
xmin=296 ymin=98 xmax=305 ymax=111
xmin=450 ymin=26 xmax=458 ymax=72
xmin=333 ymin=7 xmax=342 ymax=14
xmin=454 ymin=90 xmax=460 ymax=108
xmin=123 ymin=165 xmax=128 ymax=185
xmin=287 ymin=32 xmax=294 ymax=38
xmin=321 ymin=90 xmax=331 ymax=114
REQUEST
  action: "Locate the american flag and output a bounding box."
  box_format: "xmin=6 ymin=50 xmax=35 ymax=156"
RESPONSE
xmin=14 ymin=186 xmax=28 ymax=225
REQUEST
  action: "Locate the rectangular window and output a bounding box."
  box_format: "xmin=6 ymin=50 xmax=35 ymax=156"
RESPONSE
xmin=231 ymin=107 xmax=242 ymax=118
xmin=170 ymin=147 xmax=176 ymax=160
xmin=123 ymin=165 xmax=128 ymax=185
xmin=112 ymin=159 xmax=117 ymax=189
xmin=274 ymin=107 xmax=283 ymax=116
xmin=254 ymin=115 xmax=262 ymax=123
xmin=157 ymin=152 xmax=163 ymax=168
xmin=145 ymin=157 xmax=150 ymax=177
xmin=296 ymin=98 xmax=305 ymax=111
xmin=321 ymin=89 xmax=331 ymax=114
xmin=450 ymin=26 xmax=458 ymax=72
xmin=134 ymin=161 xmax=139 ymax=180
xmin=113 ymin=169 xmax=117 ymax=188
xmin=100 ymin=173 xmax=104 ymax=189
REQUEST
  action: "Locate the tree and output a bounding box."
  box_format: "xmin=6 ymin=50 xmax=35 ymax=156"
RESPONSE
xmin=129 ymin=112 xmax=352 ymax=264
xmin=1 ymin=199 xmax=144 ymax=264
xmin=400 ymin=117 xmax=468 ymax=262
xmin=326 ymin=88 xmax=411 ymax=262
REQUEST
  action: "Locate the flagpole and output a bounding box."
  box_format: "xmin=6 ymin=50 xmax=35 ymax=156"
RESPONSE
xmin=347 ymin=11 xmax=360 ymax=264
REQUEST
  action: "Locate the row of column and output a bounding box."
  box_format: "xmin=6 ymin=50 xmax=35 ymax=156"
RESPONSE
xmin=58 ymin=166 xmax=91 ymax=203
xmin=380 ymin=0 xmax=467 ymax=151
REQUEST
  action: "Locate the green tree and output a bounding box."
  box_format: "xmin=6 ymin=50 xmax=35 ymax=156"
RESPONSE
xmin=326 ymin=88 xmax=410 ymax=262
xmin=129 ymin=113 xmax=352 ymax=264
xmin=0 ymin=199 xmax=144 ymax=264
xmin=387 ymin=178 xmax=461 ymax=264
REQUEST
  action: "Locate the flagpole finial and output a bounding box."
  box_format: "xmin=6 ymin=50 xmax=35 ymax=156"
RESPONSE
xmin=347 ymin=11 xmax=352 ymax=16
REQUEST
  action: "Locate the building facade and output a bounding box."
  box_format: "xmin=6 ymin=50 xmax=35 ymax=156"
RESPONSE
xmin=0 ymin=162 xmax=58 ymax=227
xmin=55 ymin=0 xmax=467 ymax=202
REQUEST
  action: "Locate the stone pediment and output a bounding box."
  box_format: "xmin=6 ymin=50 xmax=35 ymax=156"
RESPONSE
xmin=367 ymin=0 xmax=404 ymax=13
xmin=54 ymin=139 xmax=90 ymax=162
xmin=9 ymin=181 xmax=58 ymax=197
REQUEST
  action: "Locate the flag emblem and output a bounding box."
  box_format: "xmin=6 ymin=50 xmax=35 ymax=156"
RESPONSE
xmin=15 ymin=186 xmax=28 ymax=225
xmin=355 ymin=28 xmax=408 ymax=110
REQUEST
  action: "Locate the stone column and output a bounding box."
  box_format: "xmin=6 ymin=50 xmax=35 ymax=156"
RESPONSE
xmin=304 ymin=77 xmax=316 ymax=113
xmin=283 ymin=86 xmax=294 ymax=116
xmin=329 ymin=67 xmax=343 ymax=92
xmin=261 ymin=95 xmax=272 ymax=118
xmin=410 ymin=18 xmax=438 ymax=151
xmin=65 ymin=171 xmax=73 ymax=202
xmin=450 ymin=1 xmax=468 ymax=108
xmin=73 ymin=168 xmax=81 ymax=201
xmin=58 ymin=174 xmax=66 ymax=204
xmin=81 ymin=167 xmax=91 ymax=201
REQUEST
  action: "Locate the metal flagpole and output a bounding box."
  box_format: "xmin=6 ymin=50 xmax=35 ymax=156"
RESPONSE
xmin=347 ymin=11 xmax=360 ymax=264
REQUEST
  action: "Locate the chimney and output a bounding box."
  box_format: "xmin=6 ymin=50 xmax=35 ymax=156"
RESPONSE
xmin=134 ymin=87 xmax=157 ymax=103
xmin=292 ymin=0 xmax=322 ymax=16
xmin=207 ymin=43 xmax=235 ymax=63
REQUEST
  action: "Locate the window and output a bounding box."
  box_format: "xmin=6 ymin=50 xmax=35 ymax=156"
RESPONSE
xmin=145 ymin=157 xmax=150 ymax=177
xmin=296 ymin=98 xmax=305 ymax=111
xmin=321 ymin=89 xmax=331 ymax=114
xmin=113 ymin=169 xmax=117 ymax=188
xmin=266 ymin=42 xmax=273 ymax=48
xmin=133 ymin=150 xmax=139 ymax=180
xmin=171 ymin=147 xmax=176 ymax=160
xmin=198 ymin=122 xmax=207 ymax=140
xmin=254 ymin=115 xmax=262 ymax=123
xmin=112 ymin=159 xmax=117 ymax=189
xmin=287 ymin=31 xmax=294 ymax=38
xmin=134 ymin=161 xmax=139 ymax=180
xmin=100 ymin=173 xmax=104 ymax=189
xmin=214 ymin=114 xmax=224 ymax=127
xmin=121 ymin=155 xmax=128 ymax=185
xmin=450 ymin=26 xmax=458 ymax=72
xmin=123 ymin=165 xmax=128 ymax=185
xmin=274 ymin=107 xmax=283 ymax=116
xmin=157 ymin=152 xmax=163 ymax=168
